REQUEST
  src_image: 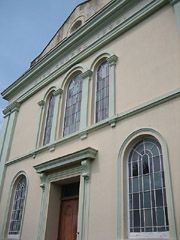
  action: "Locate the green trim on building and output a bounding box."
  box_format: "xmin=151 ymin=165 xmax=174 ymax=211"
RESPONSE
xmin=80 ymin=70 xmax=92 ymax=130
xmin=50 ymin=88 xmax=63 ymax=144
xmin=34 ymin=147 xmax=97 ymax=173
xmin=5 ymin=88 xmax=180 ymax=166
xmin=0 ymin=171 xmax=28 ymax=240
xmin=0 ymin=105 xmax=20 ymax=200
xmin=1 ymin=0 xmax=169 ymax=103
xmin=34 ymin=148 xmax=97 ymax=240
xmin=107 ymin=55 xmax=118 ymax=118
xmin=173 ymin=1 xmax=180 ymax=34
xmin=117 ymin=128 xmax=177 ymax=240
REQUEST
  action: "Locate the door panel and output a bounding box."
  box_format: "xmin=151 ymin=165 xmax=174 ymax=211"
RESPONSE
xmin=58 ymin=198 xmax=79 ymax=240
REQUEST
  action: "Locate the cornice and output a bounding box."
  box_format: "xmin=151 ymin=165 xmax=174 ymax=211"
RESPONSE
xmin=3 ymin=101 xmax=20 ymax=116
xmin=169 ymin=0 xmax=180 ymax=5
xmin=1 ymin=0 xmax=168 ymax=102
xmin=33 ymin=147 xmax=97 ymax=174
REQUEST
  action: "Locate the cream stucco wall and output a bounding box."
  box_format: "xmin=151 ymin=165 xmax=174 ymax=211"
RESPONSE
xmin=7 ymin=4 xmax=180 ymax=162
xmin=0 ymin=98 xmax=180 ymax=240
xmin=0 ymin=1 xmax=180 ymax=240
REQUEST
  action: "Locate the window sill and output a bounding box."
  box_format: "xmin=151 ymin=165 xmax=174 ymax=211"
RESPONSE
xmin=7 ymin=235 xmax=20 ymax=240
xmin=129 ymin=231 xmax=170 ymax=240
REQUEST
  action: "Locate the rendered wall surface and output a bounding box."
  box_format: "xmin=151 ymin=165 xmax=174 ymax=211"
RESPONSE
xmin=7 ymin=5 xmax=180 ymax=161
xmin=0 ymin=99 xmax=180 ymax=240
xmin=0 ymin=1 xmax=180 ymax=240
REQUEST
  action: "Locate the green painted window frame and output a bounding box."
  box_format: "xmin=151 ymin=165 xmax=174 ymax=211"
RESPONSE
xmin=128 ymin=137 xmax=169 ymax=238
xmin=43 ymin=92 xmax=55 ymax=145
xmin=0 ymin=171 xmax=28 ymax=240
xmin=117 ymin=128 xmax=177 ymax=240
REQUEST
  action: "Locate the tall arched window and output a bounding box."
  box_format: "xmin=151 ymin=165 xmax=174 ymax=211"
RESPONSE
xmin=95 ymin=61 xmax=109 ymax=123
xmin=128 ymin=138 xmax=169 ymax=237
xmin=63 ymin=74 xmax=82 ymax=136
xmin=43 ymin=93 xmax=55 ymax=145
xmin=8 ymin=176 xmax=27 ymax=237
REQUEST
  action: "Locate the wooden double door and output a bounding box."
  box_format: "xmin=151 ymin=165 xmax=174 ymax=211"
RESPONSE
xmin=58 ymin=183 xmax=79 ymax=240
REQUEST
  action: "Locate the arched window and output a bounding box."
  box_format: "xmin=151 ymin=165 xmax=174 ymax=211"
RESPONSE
xmin=63 ymin=74 xmax=82 ymax=136
xmin=128 ymin=138 xmax=169 ymax=237
xmin=8 ymin=176 xmax=27 ymax=237
xmin=43 ymin=93 xmax=55 ymax=145
xmin=95 ymin=61 xmax=109 ymax=123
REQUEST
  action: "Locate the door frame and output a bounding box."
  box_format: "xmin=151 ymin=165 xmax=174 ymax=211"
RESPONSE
xmin=34 ymin=147 xmax=97 ymax=240
xmin=58 ymin=183 xmax=80 ymax=240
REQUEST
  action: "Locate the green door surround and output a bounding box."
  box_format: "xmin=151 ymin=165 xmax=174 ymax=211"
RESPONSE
xmin=33 ymin=147 xmax=97 ymax=240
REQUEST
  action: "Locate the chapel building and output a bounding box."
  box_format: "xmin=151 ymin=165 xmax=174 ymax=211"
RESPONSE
xmin=0 ymin=0 xmax=180 ymax=239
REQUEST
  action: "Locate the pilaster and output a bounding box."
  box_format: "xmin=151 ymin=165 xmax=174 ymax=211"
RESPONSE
xmin=35 ymin=100 xmax=45 ymax=148
xmin=169 ymin=0 xmax=180 ymax=34
xmin=80 ymin=70 xmax=92 ymax=130
xmin=0 ymin=101 xmax=20 ymax=200
xmin=107 ymin=55 xmax=118 ymax=121
xmin=79 ymin=160 xmax=91 ymax=240
xmin=50 ymin=88 xmax=63 ymax=144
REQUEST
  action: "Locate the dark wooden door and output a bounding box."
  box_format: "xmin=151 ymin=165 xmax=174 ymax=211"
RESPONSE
xmin=58 ymin=182 xmax=79 ymax=240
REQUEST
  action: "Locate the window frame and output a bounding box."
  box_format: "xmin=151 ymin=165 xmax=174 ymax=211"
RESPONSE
xmin=94 ymin=60 xmax=109 ymax=123
xmin=62 ymin=73 xmax=83 ymax=137
xmin=7 ymin=175 xmax=27 ymax=240
xmin=42 ymin=92 xmax=55 ymax=146
xmin=127 ymin=137 xmax=170 ymax=239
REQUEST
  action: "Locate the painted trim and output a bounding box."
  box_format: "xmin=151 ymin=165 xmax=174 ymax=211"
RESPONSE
xmin=1 ymin=0 xmax=169 ymax=102
xmin=34 ymin=147 xmax=97 ymax=173
xmin=89 ymin=50 xmax=117 ymax=125
xmin=34 ymin=101 xmax=45 ymax=149
xmin=80 ymin=70 xmax=92 ymax=130
xmin=117 ymin=128 xmax=177 ymax=240
xmin=60 ymin=70 xmax=85 ymax=138
xmin=35 ymin=85 xmax=62 ymax=149
xmin=89 ymin=50 xmax=115 ymax=71
xmin=173 ymin=1 xmax=180 ymax=34
xmin=169 ymin=0 xmax=180 ymax=5
xmin=34 ymin=148 xmax=97 ymax=240
xmin=5 ymin=88 xmax=180 ymax=166
xmin=60 ymin=63 xmax=88 ymax=89
xmin=0 ymin=115 xmax=10 ymax=165
xmin=0 ymin=108 xmax=20 ymax=201
xmin=107 ymin=55 xmax=118 ymax=118
xmin=50 ymin=88 xmax=63 ymax=144
xmin=3 ymin=101 xmax=20 ymax=117
xmin=0 ymin=171 xmax=29 ymax=240
xmin=42 ymin=84 xmax=59 ymax=101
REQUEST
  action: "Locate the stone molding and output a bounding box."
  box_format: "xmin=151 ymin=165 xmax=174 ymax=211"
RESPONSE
xmin=53 ymin=88 xmax=63 ymax=96
xmin=169 ymin=0 xmax=180 ymax=5
xmin=33 ymin=147 xmax=97 ymax=174
xmin=3 ymin=101 xmax=20 ymax=116
xmin=37 ymin=100 xmax=45 ymax=107
xmin=80 ymin=70 xmax=93 ymax=79
xmin=107 ymin=55 xmax=118 ymax=66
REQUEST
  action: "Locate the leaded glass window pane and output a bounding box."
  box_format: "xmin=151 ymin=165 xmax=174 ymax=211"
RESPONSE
xmin=63 ymin=74 xmax=82 ymax=136
xmin=95 ymin=61 xmax=109 ymax=122
xmin=43 ymin=93 xmax=55 ymax=145
xmin=128 ymin=138 xmax=169 ymax=233
xmin=8 ymin=176 xmax=27 ymax=236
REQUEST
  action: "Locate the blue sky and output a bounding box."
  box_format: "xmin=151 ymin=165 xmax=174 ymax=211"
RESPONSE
xmin=0 ymin=0 xmax=85 ymax=133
